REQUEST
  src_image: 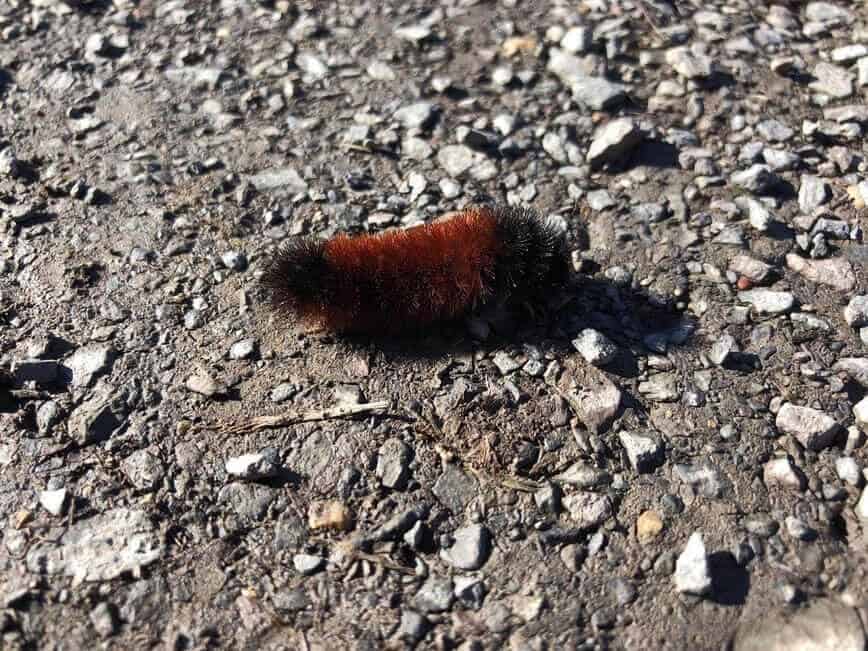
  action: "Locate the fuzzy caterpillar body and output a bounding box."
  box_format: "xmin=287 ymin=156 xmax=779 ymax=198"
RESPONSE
xmin=260 ymin=205 xmax=569 ymax=334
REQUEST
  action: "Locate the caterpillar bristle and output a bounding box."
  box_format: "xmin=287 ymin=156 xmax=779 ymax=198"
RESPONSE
xmin=260 ymin=205 xmax=569 ymax=334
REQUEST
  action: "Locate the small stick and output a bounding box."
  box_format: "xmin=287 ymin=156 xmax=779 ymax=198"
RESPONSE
xmin=214 ymin=400 xmax=389 ymax=436
xmin=636 ymin=1 xmax=666 ymax=39
xmin=501 ymin=477 xmax=541 ymax=493
xmin=353 ymin=551 xmax=416 ymax=575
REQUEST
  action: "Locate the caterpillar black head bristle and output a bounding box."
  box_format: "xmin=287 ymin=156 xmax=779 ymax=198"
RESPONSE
xmin=260 ymin=237 xmax=331 ymax=319
xmin=489 ymin=205 xmax=570 ymax=297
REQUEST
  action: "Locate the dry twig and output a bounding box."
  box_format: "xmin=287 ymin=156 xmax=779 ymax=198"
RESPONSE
xmin=352 ymin=551 xmax=416 ymax=575
xmin=212 ymin=400 xmax=389 ymax=436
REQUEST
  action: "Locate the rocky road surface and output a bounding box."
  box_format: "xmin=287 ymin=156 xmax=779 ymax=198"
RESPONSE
xmin=1 ymin=1 xmax=868 ymax=649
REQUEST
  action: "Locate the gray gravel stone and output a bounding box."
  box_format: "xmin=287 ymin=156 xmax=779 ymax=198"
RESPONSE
xmin=68 ymin=390 xmax=123 ymax=446
xmin=857 ymin=487 xmax=868 ymax=521
xmin=433 ymin=465 xmax=478 ymax=514
xmin=785 ymin=516 xmax=815 ymax=541
xmin=737 ymin=289 xmax=795 ymax=314
xmin=534 ymin=482 xmax=561 ymax=513
xmin=415 ymin=577 xmax=454 ymax=613
xmin=437 ymin=145 xmax=475 ymax=177
xmin=798 ymin=175 xmax=830 ymax=213
xmin=293 ymin=554 xmax=324 ymax=575
xmin=775 ymin=403 xmax=838 ymax=451
xmin=89 ymin=602 xmax=118 ymax=638
xmin=542 ymin=132 xmax=568 ymax=163
xmin=712 ymin=226 xmax=746 ymax=247
xmin=618 ymin=431 xmax=664 ymax=473
xmin=587 ymin=189 xmax=616 ymax=211
xmin=571 ymin=77 xmax=626 ymax=111
xmin=729 ymin=255 xmax=772 ymax=283
xmin=165 ymin=66 xmax=224 ymax=90
xmin=563 ymin=492 xmax=613 ymax=528
xmin=806 ymin=2 xmax=853 ymax=24
xmin=786 ymin=254 xmax=855 ymax=291
xmin=250 ymin=167 xmax=308 ymax=194
xmin=736 ymin=197 xmax=773 ymax=232
xmin=492 ymin=113 xmax=517 ymax=136
xmin=824 ymin=105 xmax=868 ymax=123
xmin=25 ymin=508 xmax=161 ymax=582
xmin=296 ymin=52 xmax=328 ymax=80
xmin=63 ymin=345 xmax=115 ymax=388
xmin=218 ymin=483 xmax=275 ymax=522
xmin=733 ymin=598 xmax=864 ymax=651
xmin=763 ymin=148 xmax=800 ymax=171
xmin=439 ymin=177 xmax=461 ymax=198
xmin=440 ymin=524 xmax=491 ymax=570
xmin=730 ymin=165 xmax=777 ymax=194
xmin=123 ymin=449 xmax=164 ymax=491
xmin=666 ymin=47 xmax=712 ymax=78
xmin=220 ymin=250 xmax=247 ymax=271
xmin=376 ymin=438 xmax=412 ymax=489
xmin=673 ymin=532 xmax=711 ymax=596
xmin=547 ymin=48 xmax=596 ymax=86
xmin=763 ymin=456 xmax=806 ymax=491
xmin=572 ymin=329 xmax=617 ymax=366
xmin=453 ymin=575 xmax=486 ymax=609
xmin=491 ymin=65 xmax=513 ymax=87
xmin=403 ymin=521 xmax=426 ymax=549
xmin=397 ymin=609 xmax=428 ymax=642
xmin=39 ymin=487 xmax=68 ymax=516
xmin=183 ymin=310 xmax=204 ymax=330
xmin=855 ymin=397 xmax=868 ymax=429
xmin=632 ymin=202 xmax=666 ymax=222
xmin=225 ymin=448 xmax=281 ymax=480
xmin=403 ymin=136 xmax=432 ymax=160
xmin=844 ymin=296 xmax=868 ymax=327
xmin=560 ymin=26 xmax=592 ymax=53
xmin=575 ymin=375 xmax=622 ymax=434
xmin=810 ymin=62 xmax=853 ymax=98
xmin=492 ymin=351 xmax=522 ymax=375
xmin=185 ymin=371 xmax=228 ymax=398
xmin=394 ymin=102 xmax=437 ymax=129
xmin=709 ymin=333 xmax=739 ymax=366
xmin=229 ymin=339 xmax=257 ymax=360
xmin=36 ymin=400 xmax=61 ymax=435
xmin=836 ymin=457 xmax=862 ymax=486
xmin=834 ymin=358 xmax=868 ymax=387
xmin=674 ymin=464 xmax=730 ymax=498
xmin=811 ymin=217 xmax=850 ymax=239
xmin=0 ymin=148 xmax=20 ymax=178
xmin=587 ymin=118 xmax=643 ymax=169
xmin=756 ymin=119 xmax=794 ymax=142
xmin=366 ymin=60 xmax=396 ymax=81
xmin=743 ymin=514 xmax=779 ymax=538
xmin=394 ymin=24 xmax=431 ymax=42
xmin=638 ymin=372 xmax=680 ymax=402
xmin=270 ymin=383 xmax=298 ymax=403
xmin=555 ymin=463 xmax=611 ymax=488
xmin=610 ymin=577 xmax=637 ymax=606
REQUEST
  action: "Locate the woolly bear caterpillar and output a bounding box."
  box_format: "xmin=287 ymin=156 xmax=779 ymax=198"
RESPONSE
xmin=260 ymin=205 xmax=569 ymax=334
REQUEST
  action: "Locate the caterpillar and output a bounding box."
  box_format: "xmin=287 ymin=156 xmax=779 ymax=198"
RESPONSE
xmin=259 ymin=205 xmax=570 ymax=334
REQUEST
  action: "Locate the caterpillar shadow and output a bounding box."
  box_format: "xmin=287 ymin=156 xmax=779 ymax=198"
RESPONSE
xmin=336 ymin=273 xmax=699 ymax=378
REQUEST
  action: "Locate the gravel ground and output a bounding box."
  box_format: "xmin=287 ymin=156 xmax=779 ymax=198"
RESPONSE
xmin=1 ymin=1 xmax=868 ymax=649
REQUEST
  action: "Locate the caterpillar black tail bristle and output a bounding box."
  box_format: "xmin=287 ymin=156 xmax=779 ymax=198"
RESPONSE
xmin=260 ymin=205 xmax=569 ymax=334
